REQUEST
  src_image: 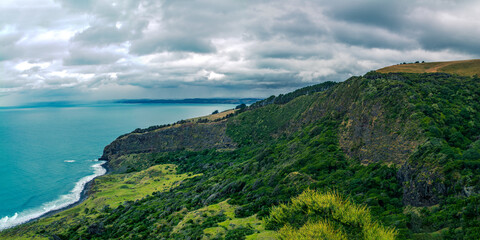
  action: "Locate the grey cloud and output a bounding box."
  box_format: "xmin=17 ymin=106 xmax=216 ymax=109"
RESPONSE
xmin=2 ymin=0 xmax=480 ymax=106
xmin=0 ymin=33 xmax=22 ymax=61
xmin=0 ymin=77 xmax=25 ymax=89
xmin=16 ymin=39 xmax=70 ymax=62
xmin=332 ymin=23 xmax=416 ymax=49
xmin=70 ymin=2 xmax=149 ymax=47
xmin=0 ymin=32 xmax=22 ymax=46
xmin=255 ymin=59 xmax=296 ymax=70
xmin=251 ymin=41 xmax=333 ymax=60
xmin=325 ymin=0 xmax=480 ymax=55
xmin=63 ymin=47 xmax=123 ymax=66
xmin=410 ymin=6 xmax=480 ymax=55
xmin=54 ymin=0 xmax=94 ymax=12
xmin=258 ymin=49 xmax=318 ymax=60
xmin=130 ymin=35 xmax=216 ymax=55
xmin=418 ymin=29 xmax=480 ymax=55
xmin=72 ymin=25 xmax=131 ymax=46
xmin=77 ymin=18 xmax=148 ymax=46
xmin=325 ymin=1 xmax=407 ymax=30
xmin=0 ymin=3 xmax=86 ymax=31
xmin=270 ymin=10 xmax=327 ymax=40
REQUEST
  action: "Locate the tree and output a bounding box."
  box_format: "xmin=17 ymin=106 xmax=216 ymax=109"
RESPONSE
xmin=235 ymin=104 xmax=246 ymax=110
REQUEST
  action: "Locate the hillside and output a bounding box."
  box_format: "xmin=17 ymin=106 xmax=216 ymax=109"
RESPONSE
xmin=377 ymin=59 xmax=480 ymax=76
xmin=2 ymin=71 xmax=480 ymax=239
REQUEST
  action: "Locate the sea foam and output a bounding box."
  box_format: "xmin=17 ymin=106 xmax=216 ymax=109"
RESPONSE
xmin=0 ymin=160 xmax=106 ymax=231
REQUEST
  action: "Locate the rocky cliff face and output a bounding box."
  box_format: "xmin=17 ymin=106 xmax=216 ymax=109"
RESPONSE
xmin=333 ymin=79 xmax=420 ymax=165
xmin=299 ymin=73 xmax=474 ymax=207
xmin=397 ymin=161 xmax=447 ymax=206
xmin=100 ymin=120 xmax=236 ymax=161
xmin=299 ymin=76 xmax=421 ymax=166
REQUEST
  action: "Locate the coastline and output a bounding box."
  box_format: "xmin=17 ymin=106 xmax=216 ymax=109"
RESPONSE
xmin=0 ymin=104 xmax=238 ymax=233
xmin=24 ymin=161 xmax=110 ymax=225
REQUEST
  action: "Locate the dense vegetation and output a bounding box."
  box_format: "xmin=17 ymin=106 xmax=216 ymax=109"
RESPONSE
xmin=1 ymin=71 xmax=480 ymax=239
xmin=249 ymin=81 xmax=336 ymax=108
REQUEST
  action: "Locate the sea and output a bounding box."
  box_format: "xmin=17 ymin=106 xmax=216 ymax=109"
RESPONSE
xmin=0 ymin=103 xmax=236 ymax=230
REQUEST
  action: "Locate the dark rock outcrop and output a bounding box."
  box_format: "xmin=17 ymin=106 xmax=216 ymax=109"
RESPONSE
xmin=397 ymin=162 xmax=447 ymax=206
xmin=100 ymin=121 xmax=236 ymax=161
xmin=87 ymin=222 xmax=105 ymax=235
xmin=338 ymin=102 xmax=419 ymax=165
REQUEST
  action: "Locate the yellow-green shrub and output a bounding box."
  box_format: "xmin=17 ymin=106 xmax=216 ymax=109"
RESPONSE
xmin=278 ymin=220 xmax=347 ymax=240
xmin=267 ymin=189 xmax=397 ymax=240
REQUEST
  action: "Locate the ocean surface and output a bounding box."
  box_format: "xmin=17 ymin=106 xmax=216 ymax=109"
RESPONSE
xmin=0 ymin=103 xmax=235 ymax=230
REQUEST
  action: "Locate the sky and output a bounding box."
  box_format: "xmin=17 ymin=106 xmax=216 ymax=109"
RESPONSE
xmin=1 ymin=0 xmax=480 ymax=106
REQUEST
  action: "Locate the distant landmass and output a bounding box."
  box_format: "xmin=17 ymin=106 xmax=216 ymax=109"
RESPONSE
xmin=115 ymin=98 xmax=261 ymax=105
xmin=1 ymin=98 xmax=262 ymax=109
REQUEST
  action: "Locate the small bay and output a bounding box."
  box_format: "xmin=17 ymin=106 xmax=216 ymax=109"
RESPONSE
xmin=0 ymin=103 xmax=235 ymax=230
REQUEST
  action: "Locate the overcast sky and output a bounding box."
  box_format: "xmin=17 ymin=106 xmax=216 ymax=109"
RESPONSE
xmin=1 ymin=0 xmax=479 ymax=106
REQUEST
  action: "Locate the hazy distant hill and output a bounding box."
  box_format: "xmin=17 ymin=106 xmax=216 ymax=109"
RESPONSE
xmin=377 ymin=59 xmax=480 ymax=76
xmin=115 ymin=98 xmax=261 ymax=105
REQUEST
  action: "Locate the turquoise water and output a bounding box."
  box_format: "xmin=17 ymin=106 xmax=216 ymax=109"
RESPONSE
xmin=0 ymin=103 xmax=235 ymax=230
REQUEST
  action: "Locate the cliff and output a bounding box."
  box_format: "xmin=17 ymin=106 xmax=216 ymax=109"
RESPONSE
xmin=3 ymin=69 xmax=480 ymax=239
xmin=100 ymin=121 xmax=236 ymax=170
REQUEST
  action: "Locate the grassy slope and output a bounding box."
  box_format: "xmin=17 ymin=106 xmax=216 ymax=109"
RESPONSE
xmin=172 ymin=200 xmax=277 ymax=240
xmin=2 ymin=71 xmax=480 ymax=239
xmin=376 ymin=59 xmax=480 ymax=76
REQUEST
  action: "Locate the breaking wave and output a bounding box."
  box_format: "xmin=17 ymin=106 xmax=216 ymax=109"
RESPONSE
xmin=0 ymin=160 xmax=106 ymax=231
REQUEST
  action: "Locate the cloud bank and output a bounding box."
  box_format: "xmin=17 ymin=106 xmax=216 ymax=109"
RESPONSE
xmin=1 ymin=0 xmax=479 ymax=106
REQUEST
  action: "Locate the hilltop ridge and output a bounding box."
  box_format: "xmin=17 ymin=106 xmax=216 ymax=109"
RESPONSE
xmin=377 ymin=59 xmax=480 ymax=76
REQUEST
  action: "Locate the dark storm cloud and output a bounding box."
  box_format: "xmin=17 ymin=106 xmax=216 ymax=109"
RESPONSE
xmin=417 ymin=25 xmax=480 ymax=55
xmin=324 ymin=0 xmax=480 ymax=55
xmin=408 ymin=4 xmax=480 ymax=55
xmin=270 ymin=10 xmax=327 ymax=39
xmin=325 ymin=1 xmax=407 ymax=30
xmin=257 ymin=48 xmax=320 ymax=60
xmin=1 ymin=0 xmax=479 ymax=106
xmin=331 ymin=23 xmax=415 ymax=49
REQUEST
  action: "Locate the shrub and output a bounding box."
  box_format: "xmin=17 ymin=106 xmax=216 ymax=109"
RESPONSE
xmin=278 ymin=220 xmax=347 ymax=240
xmin=267 ymin=189 xmax=397 ymax=240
